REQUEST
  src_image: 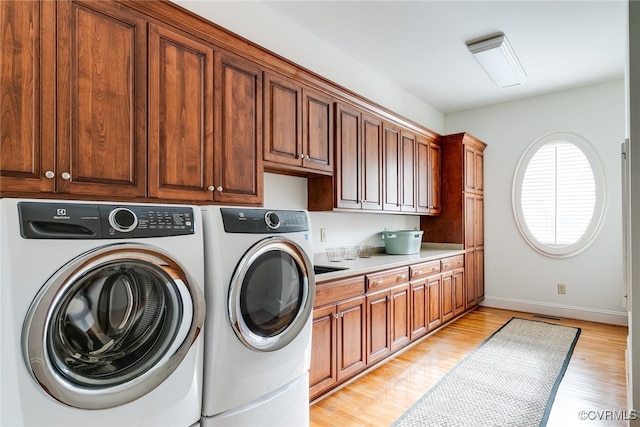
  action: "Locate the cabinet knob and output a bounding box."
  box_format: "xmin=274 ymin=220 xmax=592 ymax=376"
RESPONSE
xmin=44 ymin=171 xmax=55 ymax=179
xmin=207 ymin=186 xmax=215 ymax=192
xmin=216 ymin=186 xmax=223 ymax=192
xmin=332 ymin=313 xmax=340 ymax=319
xmin=416 ymin=270 xmax=423 ymax=275
xmin=372 ymin=280 xmax=383 ymax=286
xmin=397 ymin=274 xmax=406 ymax=280
xmin=305 ymin=154 xmax=310 ymax=160
xmin=61 ymin=172 xmax=71 ymax=180
xmin=299 ymin=153 xmax=305 ymax=159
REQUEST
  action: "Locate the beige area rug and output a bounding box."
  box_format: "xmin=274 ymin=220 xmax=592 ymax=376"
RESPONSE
xmin=392 ymin=317 xmax=581 ymax=427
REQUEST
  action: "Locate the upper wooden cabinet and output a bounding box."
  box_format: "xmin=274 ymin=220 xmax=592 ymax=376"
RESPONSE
xmin=148 ymin=22 xmax=215 ymax=201
xmin=2 ymin=0 xmax=264 ymax=205
xmin=57 ymin=0 xmax=148 ymax=197
xmin=417 ymin=135 xmax=441 ymax=215
xmin=2 ymin=0 xmax=147 ymax=197
xmin=465 ymin=144 xmax=484 ymax=194
xmin=214 ymin=51 xmax=263 ymax=205
xmin=263 ymin=72 xmax=333 ymax=175
xmin=330 ymin=102 xmax=383 ymax=211
xmin=1 ymin=1 xmax=55 ymax=194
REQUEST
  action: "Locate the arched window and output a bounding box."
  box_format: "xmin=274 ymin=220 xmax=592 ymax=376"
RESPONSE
xmin=512 ymin=132 xmax=605 ymax=258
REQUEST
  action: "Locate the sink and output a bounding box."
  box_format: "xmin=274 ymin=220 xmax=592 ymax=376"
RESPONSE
xmin=314 ymin=265 xmax=348 ymax=275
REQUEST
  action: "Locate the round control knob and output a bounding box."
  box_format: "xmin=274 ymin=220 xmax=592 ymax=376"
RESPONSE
xmin=109 ymin=207 xmax=138 ymax=233
xmin=264 ymin=211 xmax=281 ymax=230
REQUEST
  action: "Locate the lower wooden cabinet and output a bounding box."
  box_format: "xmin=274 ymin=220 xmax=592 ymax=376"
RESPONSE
xmin=310 ymin=253 xmax=469 ymax=401
xmin=310 ymin=277 xmax=366 ymax=401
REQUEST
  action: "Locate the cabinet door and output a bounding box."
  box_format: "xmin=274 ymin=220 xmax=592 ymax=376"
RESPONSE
xmin=441 ymin=271 xmax=454 ymax=323
xmin=476 ymin=248 xmax=485 ymax=302
xmin=465 ymin=250 xmax=477 ymax=309
xmin=1 ymin=1 xmax=55 ymax=193
xmin=264 ymin=72 xmax=302 ymax=167
xmin=389 ymin=284 xmax=410 ymax=352
xmin=214 ymin=51 xmax=263 ymax=204
xmin=335 ymin=102 xmax=361 ymax=210
xmin=400 ymin=131 xmax=416 ymax=212
xmin=475 ymin=149 xmax=484 ymax=193
xmin=475 ymin=195 xmax=484 ymax=247
xmin=464 ymin=145 xmax=476 ymax=193
xmin=429 ymin=141 xmax=442 ymax=214
xmin=148 ymin=23 xmax=214 ymax=201
xmin=361 ymin=113 xmax=383 ymax=210
xmin=366 ymin=289 xmax=391 ymax=364
xmin=309 ymin=305 xmax=337 ymax=400
xmin=382 ymin=123 xmax=401 ymax=211
xmin=465 ymin=193 xmax=476 ymax=248
xmin=427 ymin=275 xmax=442 ymax=331
xmin=336 ymin=296 xmax=367 ymax=381
xmin=416 ymin=136 xmax=441 ymax=215
xmin=410 ymin=280 xmax=428 ymax=340
xmin=302 ymin=87 xmax=333 ymax=173
xmin=56 ymin=0 xmax=147 ymax=197
xmin=453 ymin=268 xmax=466 ymax=317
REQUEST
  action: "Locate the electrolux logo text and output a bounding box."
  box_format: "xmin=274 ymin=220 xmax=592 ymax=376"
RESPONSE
xmin=53 ymin=208 xmax=70 ymax=220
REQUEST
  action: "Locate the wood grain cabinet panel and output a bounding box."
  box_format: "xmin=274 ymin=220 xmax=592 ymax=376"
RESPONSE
xmin=310 ymin=289 xmax=366 ymax=401
xmin=309 ymin=304 xmax=336 ymax=400
xmin=417 ymin=135 xmax=441 ymax=215
xmin=214 ymin=51 xmax=263 ymax=205
xmin=400 ymin=131 xmax=417 ymax=212
xmin=1 ymin=1 xmax=55 ymax=193
xmin=389 ymin=284 xmax=410 ymax=352
xmin=56 ymin=0 xmax=147 ymax=197
xmin=382 ymin=123 xmax=401 ymax=211
xmin=263 ymin=73 xmax=333 ymax=175
xmin=427 ymin=274 xmax=442 ymax=331
xmin=409 ymin=280 xmax=428 ymax=340
xmin=333 ymin=102 xmax=383 ymax=211
xmin=148 ymin=23 xmax=214 ymax=201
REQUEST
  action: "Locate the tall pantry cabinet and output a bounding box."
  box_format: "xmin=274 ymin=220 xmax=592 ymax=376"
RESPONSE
xmin=420 ymin=132 xmax=486 ymax=309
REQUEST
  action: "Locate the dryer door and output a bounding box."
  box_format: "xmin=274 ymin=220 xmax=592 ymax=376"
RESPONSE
xmin=23 ymin=243 xmax=205 ymax=409
xmin=228 ymin=237 xmax=315 ymax=352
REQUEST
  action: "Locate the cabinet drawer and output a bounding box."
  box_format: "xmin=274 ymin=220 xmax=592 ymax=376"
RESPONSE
xmin=314 ymin=275 xmax=364 ymax=307
xmin=441 ymin=255 xmax=464 ymax=271
xmin=410 ymin=260 xmax=441 ymax=279
xmin=366 ymin=267 xmax=409 ymax=291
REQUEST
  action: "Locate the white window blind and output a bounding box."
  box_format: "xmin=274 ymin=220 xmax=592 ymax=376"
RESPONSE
xmin=520 ymin=141 xmax=595 ymax=247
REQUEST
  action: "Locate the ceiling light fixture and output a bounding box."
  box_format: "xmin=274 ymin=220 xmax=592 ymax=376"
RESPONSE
xmin=467 ymin=34 xmax=527 ymax=88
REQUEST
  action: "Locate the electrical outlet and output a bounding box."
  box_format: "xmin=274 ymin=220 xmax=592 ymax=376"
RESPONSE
xmin=557 ymin=283 xmax=567 ymax=294
xmin=320 ymin=228 xmax=327 ymax=243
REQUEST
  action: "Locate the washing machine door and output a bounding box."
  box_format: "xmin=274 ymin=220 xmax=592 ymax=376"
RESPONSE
xmin=23 ymin=243 xmax=205 ymax=409
xmin=228 ymin=236 xmax=315 ymax=352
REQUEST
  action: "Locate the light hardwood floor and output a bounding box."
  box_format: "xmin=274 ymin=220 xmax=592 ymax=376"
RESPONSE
xmin=309 ymin=306 xmax=628 ymax=427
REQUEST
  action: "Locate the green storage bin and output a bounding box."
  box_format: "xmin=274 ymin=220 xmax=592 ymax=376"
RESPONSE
xmin=382 ymin=230 xmax=424 ymax=254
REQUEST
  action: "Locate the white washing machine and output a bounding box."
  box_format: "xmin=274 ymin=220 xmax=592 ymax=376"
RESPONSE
xmin=200 ymin=207 xmax=315 ymax=427
xmin=0 ymin=199 xmax=206 ymax=427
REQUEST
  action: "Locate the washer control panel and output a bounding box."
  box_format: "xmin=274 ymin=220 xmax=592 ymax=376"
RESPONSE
xmin=221 ymin=208 xmax=308 ymax=233
xmin=19 ymin=202 xmax=195 ymax=239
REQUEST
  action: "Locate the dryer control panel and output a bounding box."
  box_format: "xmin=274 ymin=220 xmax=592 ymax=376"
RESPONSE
xmin=221 ymin=208 xmax=308 ymax=233
xmin=18 ymin=202 xmax=195 ymax=239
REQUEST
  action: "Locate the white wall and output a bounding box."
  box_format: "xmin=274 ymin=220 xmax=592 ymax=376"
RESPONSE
xmin=445 ymin=80 xmax=626 ymax=325
xmin=263 ymin=173 xmax=419 ymax=254
xmin=171 ymin=0 xmax=444 ymax=134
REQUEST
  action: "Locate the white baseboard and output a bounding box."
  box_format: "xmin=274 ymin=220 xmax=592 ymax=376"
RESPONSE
xmin=481 ymin=296 xmax=628 ymax=326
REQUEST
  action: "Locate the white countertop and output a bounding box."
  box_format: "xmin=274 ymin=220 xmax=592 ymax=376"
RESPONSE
xmin=313 ymin=243 xmax=464 ymax=283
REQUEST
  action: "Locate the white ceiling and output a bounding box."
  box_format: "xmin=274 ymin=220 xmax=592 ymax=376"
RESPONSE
xmin=262 ymin=0 xmax=627 ymax=113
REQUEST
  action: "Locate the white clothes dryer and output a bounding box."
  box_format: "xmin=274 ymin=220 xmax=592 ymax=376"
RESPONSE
xmin=200 ymin=207 xmax=315 ymax=427
xmin=0 ymin=199 xmax=206 ymax=427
